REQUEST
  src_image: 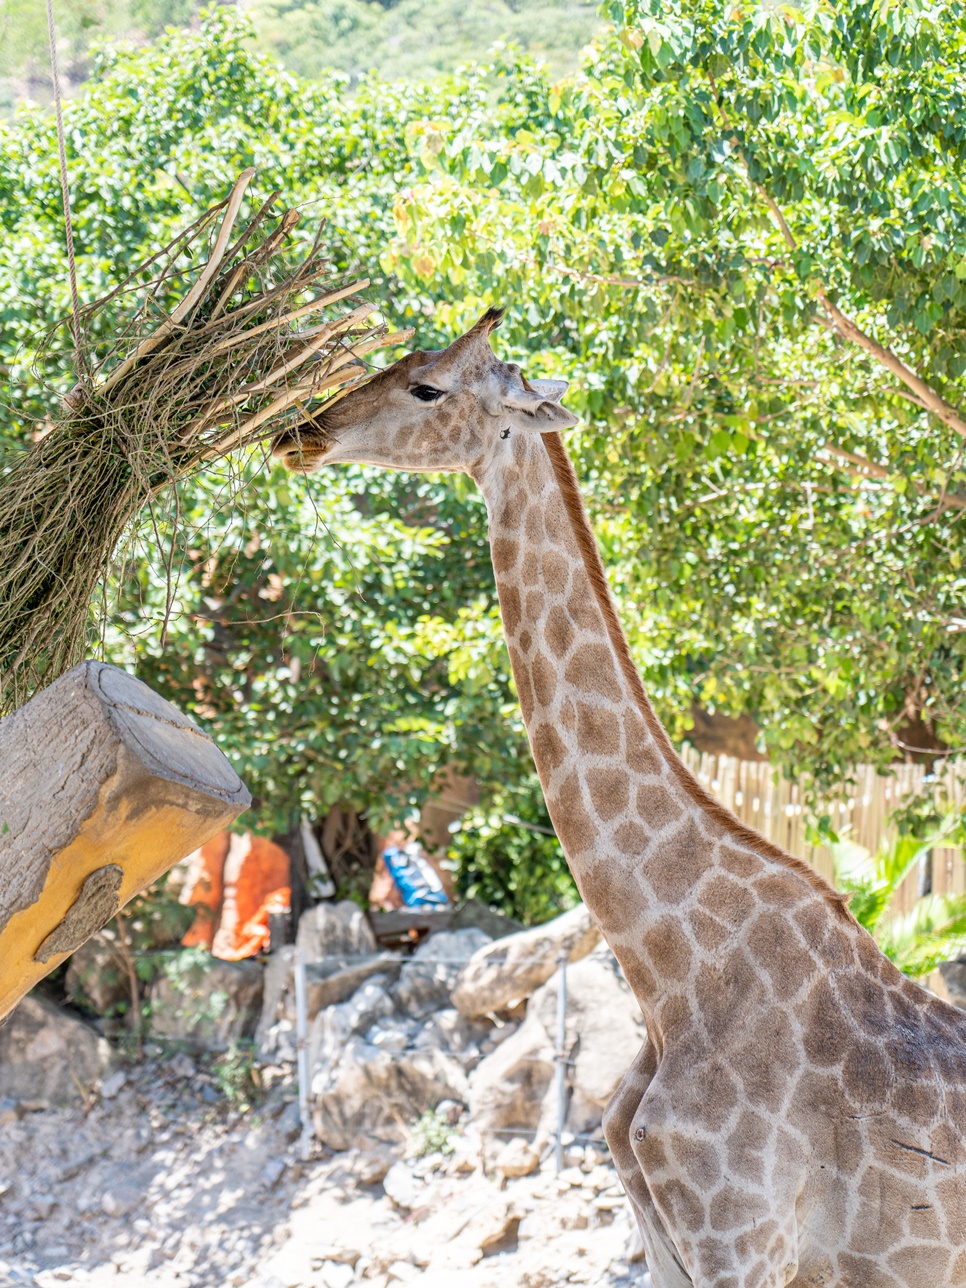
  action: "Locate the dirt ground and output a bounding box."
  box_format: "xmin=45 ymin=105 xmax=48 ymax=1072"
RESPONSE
xmin=0 ymin=1057 xmax=652 ymax=1288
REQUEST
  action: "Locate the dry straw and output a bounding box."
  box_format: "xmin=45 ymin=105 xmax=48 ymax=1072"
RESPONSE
xmin=0 ymin=170 xmax=412 ymax=713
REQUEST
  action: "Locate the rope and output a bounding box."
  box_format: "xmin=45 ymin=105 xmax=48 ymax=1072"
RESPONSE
xmin=45 ymin=0 xmax=87 ymax=383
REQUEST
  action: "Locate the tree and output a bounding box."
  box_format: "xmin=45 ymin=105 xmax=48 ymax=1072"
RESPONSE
xmin=384 ymin=0 xmax=966 ymax=791
xmin=3 ymin=4 xmax=965 ymax=872
xmin=0 ymin=11 xmax=549 ymax=833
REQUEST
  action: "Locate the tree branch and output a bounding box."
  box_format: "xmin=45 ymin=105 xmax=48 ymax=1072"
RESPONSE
xmin=821 ymin=442 xmax=966 ymax=511
xmin=704 ymin=72 xmax=966 ymax=444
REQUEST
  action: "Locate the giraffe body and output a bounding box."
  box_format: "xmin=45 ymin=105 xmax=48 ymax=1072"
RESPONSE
xmin=272 ymin=310 xmax=966 ymax=1286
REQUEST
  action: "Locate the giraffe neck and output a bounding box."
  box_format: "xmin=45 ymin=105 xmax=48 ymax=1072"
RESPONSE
xmin=474 ymin=430 xmax=853 ymax=1045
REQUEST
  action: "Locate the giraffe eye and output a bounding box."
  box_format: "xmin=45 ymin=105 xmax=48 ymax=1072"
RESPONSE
xmin=410 ymin=384 xmax=444 ymax=402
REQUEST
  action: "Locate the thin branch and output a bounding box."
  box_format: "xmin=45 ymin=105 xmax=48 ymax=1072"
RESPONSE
xmin=551 ymin=264 xmax=696 ymax=290
xmin=821 ymin=442 xmax=966 ymax=511
xmin=704 ymin=72 xmax=966 ymax=444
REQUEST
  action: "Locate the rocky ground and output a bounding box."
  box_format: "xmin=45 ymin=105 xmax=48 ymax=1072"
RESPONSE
xmin=0 ymin=1057 xmax=650 ymax=1288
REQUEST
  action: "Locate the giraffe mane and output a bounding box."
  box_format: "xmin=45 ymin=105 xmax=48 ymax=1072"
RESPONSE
xmin=541 ymin=431 xmax=855 ymax=923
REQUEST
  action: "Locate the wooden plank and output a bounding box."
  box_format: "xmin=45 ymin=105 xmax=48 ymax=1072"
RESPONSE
xmin=0 ymin=660 xmax=250 ymax=1018
xmin=370 ymin=909 xmax=454 ymax=941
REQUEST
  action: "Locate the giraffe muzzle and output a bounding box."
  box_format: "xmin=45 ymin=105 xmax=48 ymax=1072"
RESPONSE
xmin=270 ymin=429 xmax=332 ymax=473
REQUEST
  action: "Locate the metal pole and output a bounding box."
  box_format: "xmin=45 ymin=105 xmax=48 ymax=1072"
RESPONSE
xmin=554 ymin=948 xmax=568 ymax=1174
xmin=294 ymin=945 xmax=312 ymax=1162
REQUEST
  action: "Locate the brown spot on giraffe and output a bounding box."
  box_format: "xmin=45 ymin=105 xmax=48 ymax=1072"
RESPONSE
xmin=575 ymin=702 xmax=621 ymax=754
xmin=545 ymin=604 xmax=576 ymax=658
xmin=530 ymin=650 xmax=556 ymax=708
xmin=585 ymin=765 xmax=630 ymax=821
xmin=636 ymin=780 xmax=685 ymax=831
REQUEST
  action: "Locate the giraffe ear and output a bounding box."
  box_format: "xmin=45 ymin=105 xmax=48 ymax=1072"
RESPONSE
xmin=525 ymin=377 xmax=569 ymax=402
xmin=501 ymin=387 xmax=579 ymax=434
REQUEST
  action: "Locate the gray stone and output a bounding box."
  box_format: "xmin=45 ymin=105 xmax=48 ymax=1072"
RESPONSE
xmin=99 ymin=1069 xmax=128 ymax=1100
xmin=149 ymin=956 xmax=263 ymax=1051
xmin=411 ymin=1008 xmax=486 ymax=1069
xmin=0 ymin=995 xmax=111 ymax=1106
xmin=450 ymin=899 xmax=525 ymax=940
xmin=308 ymin=977 xmax=396 ymax=1077
xmin=469 ymin=943 xmax=646 ymax=1147
xmin=452 ymin=903 xmax=600 ymax=1018
xmin=296 ymin=901 xmax=377 ymax=961
xmin=312 ymin=1037 xmax=469 ymax=1151
xmin=255 ymin=947 xmax=402 ymax=1063
xmin=940 ymin=958 xmax=966 ymax=1010
xmin=391 ymin=928 xmax=491 ymax=1019
xmin=64 ymin=933 xmax=128 ymax=1016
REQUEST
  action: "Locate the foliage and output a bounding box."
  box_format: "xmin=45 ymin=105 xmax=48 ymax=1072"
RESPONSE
xmin=250 ymin=0 xmax=599 ymax=83
xmin=448 ymin=775 xmax=578 ymax=925
xmin=833 ymin=815 xmax=966 ymax=977
xmin=410 ymin=1105 xmax=457 ymax=1157
xmin=0 ymin=11 xmax=539 ymax=830
xmin=212 ymin=1041 xmax=262 ymax=1112
xmin=0 ymin=0 xmax=596 ymax=114
xmin=388 ymin=0 xmax=966 ymax=791
xmin=4 ymin=7 xmax=966 ymax=898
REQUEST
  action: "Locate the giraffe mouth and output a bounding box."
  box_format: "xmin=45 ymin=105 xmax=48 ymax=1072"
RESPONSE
xmin=270 ymin=428 xmax=333 ymax=473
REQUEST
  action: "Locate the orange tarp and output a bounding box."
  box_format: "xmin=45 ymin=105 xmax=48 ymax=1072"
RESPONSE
xmin=180 ymin=831 xmax=291 ymax=959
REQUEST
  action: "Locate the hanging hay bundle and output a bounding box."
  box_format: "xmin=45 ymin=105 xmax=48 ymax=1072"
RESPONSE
xmin=0 ymin=169 xmax=412 ymax=713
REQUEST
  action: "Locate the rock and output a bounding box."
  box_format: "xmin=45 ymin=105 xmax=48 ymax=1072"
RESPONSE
xmin=382 ymin=1161 xmax=425 ymax=1210
xmin=313 ymin=1038 xmax=469 ymax=1151
xmin=494 ymin=1138 xmax=539 ymax=1179
xmin=452 ymin=903 xmax=600 ymax=1018
xmin=99 ymin=1069 xmax=127 ymax=1100
xmin=149 ymin=956 xmax=263 ymax=1051
xmin=296 ymin=901 xmax=377 ymax=960
xmin=260 ymin=1158 xmax=285 ymax=1188
xmin=313 ymin=1246 xmax=361 ymax=1267
xmin=351 ymin=1145 xmax=398 ymax=1184
xmin=64 ymin=933 xmax=128 ymax=1016
xmin=391 ymin=928 xmax=491 ymax=1019
xmin=308 ymin=977 xmax=396 ymax=1076
xmin=101 ymin=1183 xmax=139 ymax=1218
xmin=318 ymin=1262 xmax=355 ymax=1288
xmin=468 ymin=1199 xmax=521 ymax=1257
xmin=0 ymin=995 xmax=112 ymax=1106
xmin=253 ymin=945 xmax=297 ymax=1061
xmin=411 ymin=1008 xmax=486 ymax=1068
xmin=450 ymin=899 xmax=525 ymax=940
xmin=468 ymin=1014 xmax=556 ymax=1148
xmin=537 ymin=944 xmax=646 ymax=1119
xmin=255 ymin=944 xmax=402 ymax=1064
xmin=940 ymin=958 xmax=966 ymax=1010
xmin=469 ymin=943 xmax=646 ymax=1147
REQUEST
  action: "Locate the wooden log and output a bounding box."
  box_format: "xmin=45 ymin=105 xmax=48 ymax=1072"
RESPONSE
xmin=0 ymin=660 xmax=250 ymax=1018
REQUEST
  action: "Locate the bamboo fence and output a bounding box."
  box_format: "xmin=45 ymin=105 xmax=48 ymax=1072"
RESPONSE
xmin=680 ymin=748 xmax=966 ymax=916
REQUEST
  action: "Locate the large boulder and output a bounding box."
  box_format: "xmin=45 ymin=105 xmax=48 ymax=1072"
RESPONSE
xmin=0 ymin=994 xmax=112 ymax=1106
xmin=468 ymin=943 xmax=646 ymax=1146
xmin=313 ymin=1040 xmax=469 ymax=1151
xmin=390 ymin=928 xmax=491 ymax=1019
xmin=149 ymin=955 xmax=263 ymax=1050
xmin=255 ymin=946 xmax=401 ymax=1063
xmin=296 ymin=901 xmax=377 ymax=960
xmin=452 ymin=903 xmax=600 ymax=1018
xmin=308 ymin=975 xmax=469 ymax=1150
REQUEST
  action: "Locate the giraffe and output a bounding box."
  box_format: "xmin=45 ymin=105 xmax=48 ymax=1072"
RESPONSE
xmin=272 ymin=309 xmax=966 ymax=1287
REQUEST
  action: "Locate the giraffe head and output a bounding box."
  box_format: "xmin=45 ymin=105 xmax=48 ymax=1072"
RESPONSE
xmin=271 ymin=308 xmax=578 ymax=477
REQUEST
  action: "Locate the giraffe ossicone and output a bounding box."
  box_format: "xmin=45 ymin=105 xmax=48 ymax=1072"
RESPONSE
xmin=272 ymin=311 xmax=966 ymax=1287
